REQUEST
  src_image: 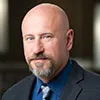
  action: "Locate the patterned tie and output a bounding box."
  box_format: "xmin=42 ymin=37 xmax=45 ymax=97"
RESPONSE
xmin=41 ymin=85 xmax=52 ymax=100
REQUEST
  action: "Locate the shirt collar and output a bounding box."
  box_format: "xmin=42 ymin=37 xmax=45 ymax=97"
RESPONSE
xmin=35 ymin=77 xmax=43 ymax=95
xmin=35 ymin=59 xmax=72 ymax=96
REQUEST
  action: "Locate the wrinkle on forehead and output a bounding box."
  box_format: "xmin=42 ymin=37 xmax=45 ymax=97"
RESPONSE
xmin=21 ymin=3 xmax=69 ymax=34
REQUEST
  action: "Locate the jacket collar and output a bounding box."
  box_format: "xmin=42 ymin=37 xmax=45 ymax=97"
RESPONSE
xmin=60 ymin=60 xmax=84 ymax=100
xmin=15 ymin=74 xmax=36 ymax=100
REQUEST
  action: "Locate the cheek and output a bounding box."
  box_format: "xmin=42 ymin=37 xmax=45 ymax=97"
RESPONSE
xmin=45 ymin=42 xmax=61 ymax=59
xmin=53 ymin=41 xmax=67 ymax=58
xmin=23 ymin=44 xmax=32 ymax=58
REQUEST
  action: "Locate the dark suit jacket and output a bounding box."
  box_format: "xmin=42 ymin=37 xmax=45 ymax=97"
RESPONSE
xmin=2 ymin=60 xmax=100 ymax=100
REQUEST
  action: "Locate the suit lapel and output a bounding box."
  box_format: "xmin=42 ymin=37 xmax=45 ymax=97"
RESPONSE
xmin=60 ymin=60 xmax=84 ymax=100
xmin=16 ymin=75 xmax=36 ymax=100
xmin=65 ymin=85 xmax=82 ymax=100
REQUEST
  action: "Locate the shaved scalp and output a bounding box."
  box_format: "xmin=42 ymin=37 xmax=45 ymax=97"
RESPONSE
xmin=21 ymin=3 xmax=69 ymax=33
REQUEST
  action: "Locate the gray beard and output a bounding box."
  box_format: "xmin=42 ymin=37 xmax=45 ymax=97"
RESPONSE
xmin=29 ymin=62 xmax=55 ymax=79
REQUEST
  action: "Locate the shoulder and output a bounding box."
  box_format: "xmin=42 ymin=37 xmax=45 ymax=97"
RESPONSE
xmin=2 ymin=74 xmax=35 ymax=100
xmin=71 ymin=59 xmax=100 ymax=86
xmin=84 ymin=69 xmax=100 ymax=87
xmin=71 ymin=60 xmax=100 ymax=99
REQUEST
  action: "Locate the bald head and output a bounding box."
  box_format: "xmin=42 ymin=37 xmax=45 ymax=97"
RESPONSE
xmin=21 ymin=3 xmax=69 ymax=34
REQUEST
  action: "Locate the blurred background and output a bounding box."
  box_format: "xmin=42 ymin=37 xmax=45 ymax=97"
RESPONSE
xmin=0 ymin=0 xmax=100 ymax=99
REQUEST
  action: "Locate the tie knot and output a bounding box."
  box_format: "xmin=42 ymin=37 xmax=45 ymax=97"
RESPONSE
xmin=41 ymin=85 xmax=52 ymax=100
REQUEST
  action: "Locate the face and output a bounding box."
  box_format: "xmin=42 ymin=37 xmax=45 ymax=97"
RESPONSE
xmin=22 ymin=10 xmax=73 ymax=81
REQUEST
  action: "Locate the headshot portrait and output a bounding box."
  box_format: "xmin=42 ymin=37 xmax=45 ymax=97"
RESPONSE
xmin=1 ymin=2 xmax=100 ymax=100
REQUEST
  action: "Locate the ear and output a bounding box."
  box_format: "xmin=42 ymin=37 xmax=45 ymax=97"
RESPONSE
xmin=66 ymin=29 xmax=74 ymax=51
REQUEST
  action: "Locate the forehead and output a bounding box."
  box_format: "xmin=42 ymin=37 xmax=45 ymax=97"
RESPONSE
xmin=22 ymin=12 xmax=62 ymax=35
xmin=21 ymin=4 xmax=69 ymax=36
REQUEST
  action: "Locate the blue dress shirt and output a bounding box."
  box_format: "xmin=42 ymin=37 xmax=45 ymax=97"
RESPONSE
xmin=31 ymin=59 xmax=72 ymax=100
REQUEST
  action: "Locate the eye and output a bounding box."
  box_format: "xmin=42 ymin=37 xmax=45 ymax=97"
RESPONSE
xmin=24 ymin=36 xmax=34 ymax=41
xmin=28 ymin=37 xmax=33 ymax=40
xmin=42 ymin=34 xmax=53 ymax=40
xmin=43 ymin=35 xmax=52 ymax=39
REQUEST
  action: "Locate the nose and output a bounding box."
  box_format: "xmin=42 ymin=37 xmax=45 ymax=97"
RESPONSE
xmin=33 ymin=39 xmax=44 ymax=54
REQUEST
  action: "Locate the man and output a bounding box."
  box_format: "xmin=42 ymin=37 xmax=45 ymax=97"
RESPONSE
xmin=2 ymin=3 xmax=100 ymax=100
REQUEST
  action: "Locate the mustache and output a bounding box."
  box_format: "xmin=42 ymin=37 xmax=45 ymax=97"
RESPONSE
xmin=28 ymin=53 xmax=50 ymax=63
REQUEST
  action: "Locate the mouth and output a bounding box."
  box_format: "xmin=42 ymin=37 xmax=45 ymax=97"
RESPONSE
xmin=29 ymin=58 xmax=49 ymax=69
xmin=32 ymin=57 xmax=48 ymax=60
xmin=30 ymin=58 xmax=48 ymax=63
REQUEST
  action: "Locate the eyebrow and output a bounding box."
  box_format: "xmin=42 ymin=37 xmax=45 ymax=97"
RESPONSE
xmin=41 ymin=32 xmax=53 ymax=35
xmin=22 ymin=32 xmax=54 ymax=39
xmin=22 ymin=34 xmax=34 ymax=37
